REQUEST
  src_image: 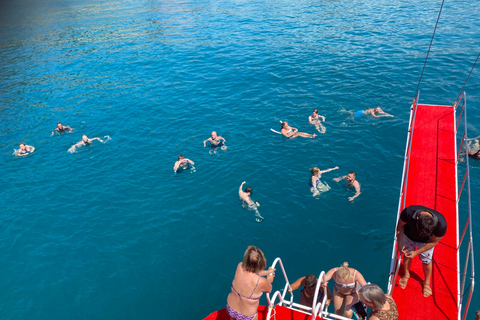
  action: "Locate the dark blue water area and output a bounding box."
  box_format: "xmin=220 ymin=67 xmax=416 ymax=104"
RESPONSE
xmin=1 ymin=0 xmax=480 ymax=319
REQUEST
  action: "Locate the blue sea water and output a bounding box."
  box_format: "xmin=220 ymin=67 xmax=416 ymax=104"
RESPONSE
xmin=1 ymin=0 xmax=480 ymax=319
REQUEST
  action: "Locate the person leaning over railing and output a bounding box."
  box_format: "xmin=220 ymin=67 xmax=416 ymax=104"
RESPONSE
xmin=226 ymin=246 xmax=276 ymax=320
xmin=358 ymin=284 xmax=398 ymax=320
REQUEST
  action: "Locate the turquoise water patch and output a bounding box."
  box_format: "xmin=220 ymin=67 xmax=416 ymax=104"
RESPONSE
xmin=1 ymin=0 xmax=479 ymax=319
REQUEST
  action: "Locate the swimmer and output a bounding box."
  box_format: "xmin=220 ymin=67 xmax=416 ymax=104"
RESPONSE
xmin=70 ymin=135 xmax=104 ymax=150
xmin=308 ymin=110 xmax=326 ymax=134
xmin=310 ymin=166 xmax=339 ymax=196
xmin=281 ymin=121 xmax=316 ymax=139
xmin=468 ymin=139 xmax=480 ymax=160
xmin=334 ymin=171 xmax=361 ymax=201
xmin=173 ymin=155 xmax=195 ymax=173
xmin=239 ymin=181 xmax=264 ymax=222
xmin=354 ymin=106 xmax=393 ymax=118
xmin=51 ymin=122 xmax=73 ymax=136
xmin=14 ymin=143 xmax=35 ymax=156
xmin=203 ymin=131 xmax=227 ymax=153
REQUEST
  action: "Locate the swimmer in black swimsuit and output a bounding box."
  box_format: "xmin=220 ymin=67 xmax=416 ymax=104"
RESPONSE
xmin=15 ymin=143 xmax=35 ymax=156
xmin=70 ymin=135 xmax=104 ymax=151
xmin=52 ymin=122 xmax=73 ymax=136
xmin=203 ymin=131 xmax=227 ymax=153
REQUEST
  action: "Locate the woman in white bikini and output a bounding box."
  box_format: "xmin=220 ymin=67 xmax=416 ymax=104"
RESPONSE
xmin=323 ymin=262 xmax=367 ymax=318
xmin=281 ymin=121 xmax=316 ymax=139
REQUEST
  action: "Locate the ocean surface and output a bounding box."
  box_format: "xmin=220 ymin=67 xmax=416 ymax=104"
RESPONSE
xmin=1 ymin=0 xmax=479 ymax=319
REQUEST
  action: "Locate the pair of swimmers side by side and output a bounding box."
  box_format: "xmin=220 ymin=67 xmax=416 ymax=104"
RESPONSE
xmin=309 ymin=167 xmax=362 ymax=201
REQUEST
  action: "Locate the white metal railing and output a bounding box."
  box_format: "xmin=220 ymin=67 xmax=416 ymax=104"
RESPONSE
xmin=265 ymin=257 xmax=359 ymax=320
xmin=386 ymin=92 xmax=475 ymax=320
xmin=387 ymin=92 xmax=420 ymax=294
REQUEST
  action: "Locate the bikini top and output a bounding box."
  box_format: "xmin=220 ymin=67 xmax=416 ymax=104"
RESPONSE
xmin=334 ymin=268 xmax=356 ymax=289
xmin=231 ymin=276 xmax=261 ymax=301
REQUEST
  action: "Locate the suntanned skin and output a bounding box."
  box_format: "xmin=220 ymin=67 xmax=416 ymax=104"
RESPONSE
xmin=334 ymin=172 xmax=361 ymax=201
xmin=396 ymin=210 xmax=443 ymax=297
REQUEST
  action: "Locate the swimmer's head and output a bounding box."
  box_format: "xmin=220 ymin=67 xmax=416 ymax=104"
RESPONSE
xmin=211 ymin=131 xmax=217 ymax=139
xmin=304 ymin=274 xmax=317 ymax=288
xmin=374 ymin=107 xmax=382 ymax=113
xmin=82 ymin=135 xmax=89 ymax=142
xmin=57 ymin=122 xmax=63 ymax=129
xmin=19 ymin=143 xmax=26 ymax=149
xmin=310 ymin=167 xmax=320 ymax=176
xmin=245 ymin=186 xmax=252 ymax=194
xmin=347 ymin=171 xmax=356 ymax=181
xmin=243 ymin=245 xmax=266 ymax=273
xmin=281 ymin=121 xmax=288 ymax=128
xmin=313 ymin=109 xmax=318 ymax=114
xmin=178 ymin=155 xmax=185 ymax=160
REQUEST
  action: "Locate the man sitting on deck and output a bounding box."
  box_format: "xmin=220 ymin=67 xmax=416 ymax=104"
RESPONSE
xmin=396 ymin=205 xmax=447 ymax=297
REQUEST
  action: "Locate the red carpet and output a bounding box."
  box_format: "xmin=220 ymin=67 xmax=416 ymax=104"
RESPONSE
xmin=393 ymin=104 xmax=459 ymax=320
xmin=204 ymin=305 xmax=327 ymax=320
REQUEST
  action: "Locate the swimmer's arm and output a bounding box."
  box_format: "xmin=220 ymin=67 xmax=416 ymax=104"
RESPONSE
xmin=203 ymin=138 xmax=210 ymax=147
xmin=239 ymin=181 xmax=246 ymax=193
xmin=376 ymin=112 xmax=394 ymax=117
xmin=173 ymin=161 xmax=180 ymax=173
xmin=355 ymin=270 xmax=367 ymax=287
xmin=288 ymin=277 xmax=305 ymax=292
xmin=218 ymin=136 xmax=225 ymax=143
xmin=92 ymin=137 xmax=104 ymax=143
xmin=186 ymin=159 xmax=194 ymax=165
xmin=333 ymin=175 xmax=346 ymax=182
xmin=27 ymin=146 xmax=35 ymax=153
xmin=320 ymin=166 xmax=339 ymax=174
xmin=320 ymin=115 xmax=325 ymax=121
xmin=348 ymin=182 xmax=361 ymax=201
xmin=51 ymin=129 xmax=57 ymax=136
xmin=322 ymin=268 xmax=336 ymax=286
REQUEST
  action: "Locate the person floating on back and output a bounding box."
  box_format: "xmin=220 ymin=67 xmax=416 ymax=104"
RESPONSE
xmin=203 ymin=131 xmax=227 ymax=153
xmin=281 ymin=121 xmax=316 ymax=139
xmin=396 ymin=205 xmax=447 ymax=297
xmin=308 ymin=110 xmax=326 ymax=134
xmin=173 ymin=155 xmax=195 ymax=173
xmin=52 ymin=122 xmax=74 ymax=136
xmin=354 ymin=107 xmax=393 ymax=118
xmin=334 ymin=171 xmax=361 ymax=201
xmin=14 ymin=142 xmax=35 ymax=156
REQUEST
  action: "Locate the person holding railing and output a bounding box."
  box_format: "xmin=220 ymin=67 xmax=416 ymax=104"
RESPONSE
xmin=289 ymin=274 xmax=332 ymax=307
xmin=396 ymin=205 xmax=447 ymax=297
xmin=226 ymin=246 xmax=275 ymax=320
xmin=322 ymin=262 xmax=368 ymax=318
xmin=358 ymin=284 xmax=398 ymax=320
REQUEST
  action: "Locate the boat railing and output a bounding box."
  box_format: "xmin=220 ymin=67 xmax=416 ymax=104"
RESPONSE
xmin=387 ymin=92 xmax=420 ymax=294
xmin=455 ymin=92 xmax=475 ymax=320
xmin=265 ymin=257 xmax=354 ymax=320
xmin=386 ymin=92 xmax=475 ymax=320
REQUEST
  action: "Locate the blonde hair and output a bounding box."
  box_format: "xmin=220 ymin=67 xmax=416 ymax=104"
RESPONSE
xmin=337 ymin=262 xmax=350 ymax=281
xmin=243 ymin=246 xmax=267 ymax=273
xmin=310 ymin=167 xmax=320 ymax=175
